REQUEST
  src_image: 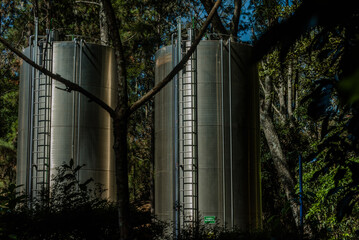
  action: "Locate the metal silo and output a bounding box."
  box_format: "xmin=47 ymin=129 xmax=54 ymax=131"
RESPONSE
xmin=17 ymin=33 xmax=117 ymax=201
xmin=154 ymin=30 xmax=261 ymax=231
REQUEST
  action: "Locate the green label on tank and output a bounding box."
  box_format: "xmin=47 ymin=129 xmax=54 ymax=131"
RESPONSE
xmin=204 ymin=216 xmax=215 ymax=224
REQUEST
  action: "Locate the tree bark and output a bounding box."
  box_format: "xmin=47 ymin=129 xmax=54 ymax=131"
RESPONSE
xmin=287 ymin=61 xmax=293 ymax=119
xmin=230 ymin=0 xmax=242 ymax=41
xmin=260 ymin=111 xmax=300 ymax=227
xmin=99 ymin=1 xmax=109 ymax=45
xmin=200 ymin=0 xmax=227 ymax=35
xmin=278 ymin=77 xmax=286 ymax=116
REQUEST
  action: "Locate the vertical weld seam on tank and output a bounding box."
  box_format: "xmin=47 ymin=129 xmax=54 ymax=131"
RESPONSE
xmin=47 ymin=39 xmax=53 ymax=192
xmin=76 ymin=39 xmax=83 ymax=180
xmin=29 ymin=37 xmax=37 ymax=200
xmin=27 ymin=41 xmax=34 ymax=199
xmin=71 ymin=40 xmax=77 ymax=161
xmin=220 ymin=39 xmax=226 ymax=227
xmin=193 ymin=29 xmax=199 ymax=226
xmin=228 ymin=40 xmax=234 ymax=228
xmin=172 ymin=30 xmax=179 ymax=236
xmin=177 ymin=20 xmax=183 ymax=229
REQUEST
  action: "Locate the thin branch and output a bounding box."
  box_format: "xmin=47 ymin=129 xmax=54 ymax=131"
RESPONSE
xmin=272 ymin=103 xmax=285 ymax=123
xmin=273 ymin=85 xmax=279 ymax=95
xmin=262 ymin=75 xmax=272 ymax=114
xmin=0 ymin=36 xmax=115 ymax=118
xmin=259 ymin=77 xmax=266 ymax=94
xmin=75 ymin=1 xmax=101 ymax=6
xmin=129 ymin=0 xmax=222 ymax=114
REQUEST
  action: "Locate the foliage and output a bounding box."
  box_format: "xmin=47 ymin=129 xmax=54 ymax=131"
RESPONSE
xmin=0 ymin=161 xmax=166 ymax=240
xmin=302 ymin=159 xmax=359 ymax=239
xmin=253 ymin=0 xmax=359 ymax=237
xmin=0 ymin=139 xmax=17 ymax=189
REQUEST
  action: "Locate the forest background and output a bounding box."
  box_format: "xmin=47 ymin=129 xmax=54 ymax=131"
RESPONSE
xmin=0 ymin=0 xmax=358 ymax=239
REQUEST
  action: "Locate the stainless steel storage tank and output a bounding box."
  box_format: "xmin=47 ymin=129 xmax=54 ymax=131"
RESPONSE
xmin=17 ymin=40 xmax=117 ymax=201
xmin=154 ymin=39 xmax=261 ymax=230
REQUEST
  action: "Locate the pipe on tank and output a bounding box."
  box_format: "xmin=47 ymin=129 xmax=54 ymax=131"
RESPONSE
xmin=71 ymin=39 xmax=78 ymax=161
xmin=220 ymin=39 xmax=226 ymax=227
xmin=76 ymin=39 xmax=83 ymax=179
xmin=228 ymin=39 xmax=234 ymax=228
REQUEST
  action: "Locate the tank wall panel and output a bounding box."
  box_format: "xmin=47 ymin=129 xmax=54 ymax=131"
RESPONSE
xmin=154 ymin=46 xmax=175 ymax=220
xmin=16 ymin=48 xmax=31 ymax=193
xmin=154 ymin=41 xmax=261 ymax=229
xmin=17 ymin=42 xmax=117 ymax=200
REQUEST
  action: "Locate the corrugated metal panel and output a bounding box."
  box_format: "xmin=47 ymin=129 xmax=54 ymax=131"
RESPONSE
xmin=17 ymin=41 xmax=117 ymax=200
xmin=154 ymin=40 xmax=261 ymax=230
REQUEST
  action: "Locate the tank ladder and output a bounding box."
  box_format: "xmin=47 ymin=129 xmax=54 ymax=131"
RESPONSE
xmin=29 ymin=31 xmax=53 ymax=201
xmin=178 ymin=28 xmax=198 ymax=227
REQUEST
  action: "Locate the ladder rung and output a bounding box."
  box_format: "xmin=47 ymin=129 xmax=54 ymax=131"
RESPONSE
xmin=37 ymin=144 xmax=49 ymax=147
xmin=35 ymin=182 xmax=48 ymax=185
xmin=180 ymin=177 xmax=195 ymax=180
xmin=32 ymin=138 xmax=45 ymax=141
xmin=182 ymin=208 xmax=198 ymax=210
xmin=179 ymin=113 xmax=194 ymax=116
xmin=32 ymin=126 xmax=45 ymax=129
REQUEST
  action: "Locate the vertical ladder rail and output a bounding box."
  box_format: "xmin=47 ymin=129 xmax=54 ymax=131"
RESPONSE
xmin=30 ymin=33 xmax=53 ymax=201
xmin=179 ymin=28 xmax=198 ymax=227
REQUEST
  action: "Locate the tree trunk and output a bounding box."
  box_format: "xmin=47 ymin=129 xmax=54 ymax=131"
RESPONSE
xmin=278 ymin=77 xmax=286 ymax=116
xmin=230 ymin=0 xmax=242 ymax=41
xmin=260 ymin=112 xmax=300 ymax=227
xmin=287 ymin=62 xmax=293 ymax=119
xmin=113 ymin=116 xmax=130 ymax=239
xmin=100 ymin=0 xmax=130 ymax=239
xmin=99 ymin=1 xmax=109 ymax=45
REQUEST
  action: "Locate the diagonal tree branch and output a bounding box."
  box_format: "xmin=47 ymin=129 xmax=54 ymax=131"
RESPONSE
xmin=75 ymin=0 xmax=101 ymax=6
xmin=200 ymin=0 xmax=227 ymax=35
xmin=129 ymin=0 xmax=222 ymax=114
xmin=0 ymin=36 xmax=116 ymax=118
